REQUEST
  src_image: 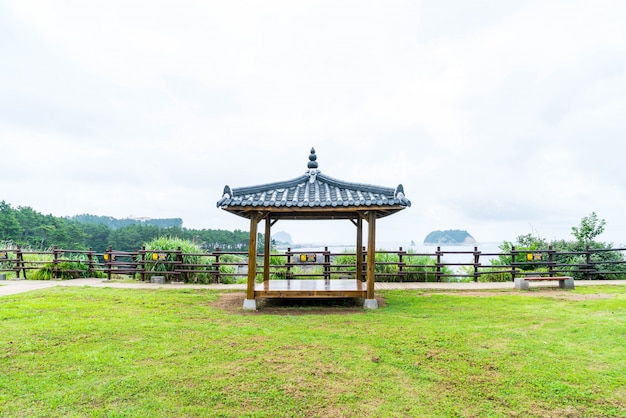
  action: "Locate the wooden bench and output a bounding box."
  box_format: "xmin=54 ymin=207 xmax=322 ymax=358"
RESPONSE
xmin=514 ymin=276 xmax=574 ymax=290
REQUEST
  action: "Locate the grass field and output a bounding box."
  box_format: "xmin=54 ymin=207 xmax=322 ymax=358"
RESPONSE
xmin=1 ymin=286 xmax=625 ymax=417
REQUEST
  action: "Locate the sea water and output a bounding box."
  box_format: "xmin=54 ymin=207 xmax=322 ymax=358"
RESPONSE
xmin=276 ymin=241 xmax=504 ymax=268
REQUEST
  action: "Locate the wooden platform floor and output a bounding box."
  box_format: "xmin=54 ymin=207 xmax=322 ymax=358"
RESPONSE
xmin=255 ymin=279 xmax=367 ymax=298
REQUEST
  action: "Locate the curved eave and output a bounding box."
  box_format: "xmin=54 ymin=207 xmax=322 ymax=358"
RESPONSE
xmin=219 ymin=204 xmax=408 ymax=220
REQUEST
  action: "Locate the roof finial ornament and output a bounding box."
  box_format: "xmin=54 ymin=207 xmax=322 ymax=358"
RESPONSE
xmin=307 ymin=147 xmax=319 ymax=183
xmin=307 ymin=147 xmax=318 ymax=169
xmin=395 ymin=184 xmax=405 ymax=200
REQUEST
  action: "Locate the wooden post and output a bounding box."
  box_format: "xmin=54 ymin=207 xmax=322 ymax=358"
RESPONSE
xmin=16 ymin=245 xmax=25 ymax=279
xmin=264 ymin=215 xmax=271 ymax=285
xmin=105 ymin=246 xmax=112 ymax=281
xmin=286 ymin=247 xmax=292 ymax=280
xmin=214 ymin=248 xmax=221 ymax=284
xmin=548 ymin=245 xmax=555 ymax=277
xmin=473 ymin=246 xmax=480 ymax=283
xmin=511 ymin=246 xmax=516 ymax=281
xmin=436 ymin=246 xmax=442 ymax=282
xmin=87 ymin=248 xmax=95 ymax=277
xmin=364 ymin=211 xmax=377 ymax=308
xmin=53 ymin=246 xmax=60 ymax=279
xmin=585 ymin=245 xmax=592 ymax=280
xmin=398 ymin=246 xmax=405 ymax=283
xmin=244 ymin=213 xmax=259 ymax=309
xmin=176 ymin=247 xmax=184 ymax=283
xmin=323 ymin=246 xmax=330 ymax=281
xmin=139 ymin=246 xmax=146 ymax=282
xmin=356 ymin=216 xmax=363 ymax=282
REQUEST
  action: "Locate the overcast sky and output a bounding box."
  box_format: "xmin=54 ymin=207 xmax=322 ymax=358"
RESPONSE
xmin=1 ymin=1 xmax=625 ymax=246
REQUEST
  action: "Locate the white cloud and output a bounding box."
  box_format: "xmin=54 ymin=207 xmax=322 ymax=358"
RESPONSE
xmin=2 ymin=0 xmax=626 ymax=246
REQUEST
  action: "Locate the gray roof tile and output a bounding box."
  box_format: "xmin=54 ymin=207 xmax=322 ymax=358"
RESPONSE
xmin=217 ymin=148 xmax=411 ymax=214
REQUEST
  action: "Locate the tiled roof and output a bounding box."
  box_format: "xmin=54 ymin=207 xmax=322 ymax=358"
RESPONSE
xmin=217 ymin=148 xmax=410 ymax=218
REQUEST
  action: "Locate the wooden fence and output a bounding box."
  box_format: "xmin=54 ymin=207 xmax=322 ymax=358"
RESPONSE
xmin=1 ymin=245 xmax=625 ymax=283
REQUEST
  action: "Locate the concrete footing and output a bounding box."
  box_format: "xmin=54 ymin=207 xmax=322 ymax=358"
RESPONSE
xmin=151 ymin=276 xmax=165 ymax=284
xmin=242 ymin=299 xmax=257 ymax=311
xmin=515 ymin=277 xmax=575 ymax=290
xmin=514 ymin=278 xmax=529 ymax=290
xmin=363 ymin=299 xmax=378 ymax=309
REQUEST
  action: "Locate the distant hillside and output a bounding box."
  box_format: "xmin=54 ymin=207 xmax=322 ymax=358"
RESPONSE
xmin=0 ymin=202 xmax=254 ymax=252
xmin=424 ymin=230 xmax=476 ymax=245
xmin=68 ymin=214 xmax=183 ymax=229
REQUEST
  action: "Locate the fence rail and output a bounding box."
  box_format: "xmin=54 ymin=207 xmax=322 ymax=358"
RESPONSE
xmin=1 ymin=245 xmax=625 ymax=283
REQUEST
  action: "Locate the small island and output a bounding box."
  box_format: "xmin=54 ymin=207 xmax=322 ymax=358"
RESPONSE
xmin=424 ymin=230 xmax=477 ymax=245
xmin=272 ymin=231 xmax=293 ymax=245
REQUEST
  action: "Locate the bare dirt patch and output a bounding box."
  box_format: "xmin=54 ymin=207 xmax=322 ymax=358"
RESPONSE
xmin=210 ymin=289 xmax=614 ymax=314
xmin=210 ymin=292 xmax=386 ymax=315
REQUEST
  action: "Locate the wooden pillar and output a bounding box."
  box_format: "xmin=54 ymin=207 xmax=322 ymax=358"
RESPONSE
xmin=263 ymin=214 xmax=271 ymax=284
xmin=364 ymin=211 xmax=378 ymax=308
xmin=244 ymin=213 xmax=259 ymax=308
xmin=356 ymin=215 xmax=363 ymax=282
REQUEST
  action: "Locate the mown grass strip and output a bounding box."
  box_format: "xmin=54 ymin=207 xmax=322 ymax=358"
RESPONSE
xmin=1 ymin=287 xmax=624 ymax=417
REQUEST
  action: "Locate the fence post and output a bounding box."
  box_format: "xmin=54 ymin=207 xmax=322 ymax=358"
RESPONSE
xmin=53 ymin=246 xmax=60 ymax=279
xmin=362 ymin=246 xmax=367 ymax=281
xmin=585 ymin=245 xmax=592 ymax=280
xmin=139 ymin=246 xmax=146 ymax=282
xmin=286 ymin=247 xmax=292 ymax=279
xmin=87 ymin=248 xmax=95 ymax=277
xmin=511 ymin=246 xmax=516 ymax=281
xmin=398 ymin=247 xmax=406 ymax=283
xmin=436 ymin=246 xmax=442 ymax=282
xmin=323 ymin=246 xmax=330 ymax=281
xmin=473 ymin=246 xmax=480 ymax=282
xmin=548 ymin=245 xmax=555 ymax=277
xmin=176 ymin=247 xmax=184 ymax=283
xmin=214 ymin=248 xmax=221 ymax=284
xmin=105 ymin=246 xmax=112 ymax=281
xmin=13 ymin=246 xmax=19 ymax=279
xmin=15 ymin=245 xmax=26 ymax=279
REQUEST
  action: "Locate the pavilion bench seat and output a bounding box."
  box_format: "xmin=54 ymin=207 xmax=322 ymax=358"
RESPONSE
xmin=514 ymin=276 xmax=574 ymax=290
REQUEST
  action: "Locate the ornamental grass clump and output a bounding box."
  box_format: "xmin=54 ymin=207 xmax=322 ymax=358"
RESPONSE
xmin=144 ymin=236 xmax=214 ymax=283
xmin=1 ymin=243 xmax=101 ymax=280
xmin=31 ymin=253 xmax=97 ymax=280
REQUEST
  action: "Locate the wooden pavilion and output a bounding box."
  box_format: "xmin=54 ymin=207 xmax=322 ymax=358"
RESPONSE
xmin=216 ymin=148 xmax=411 ymax=310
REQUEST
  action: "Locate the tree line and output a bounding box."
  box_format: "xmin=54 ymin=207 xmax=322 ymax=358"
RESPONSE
xmin=489 ymin=212 xmax=623 ymax=280
xmin=67 ymin=214 xmax=184 ymax=229
xmin=0 ymin=201 xmax=255 ymax=252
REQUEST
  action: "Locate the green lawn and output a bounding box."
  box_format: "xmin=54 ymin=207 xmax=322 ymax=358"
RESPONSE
xmin=1 ymin=286 xmax=625 ymax=417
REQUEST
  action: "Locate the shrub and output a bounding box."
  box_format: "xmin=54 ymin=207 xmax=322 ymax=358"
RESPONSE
xmin=0 ymin=244 xmax=88 ymax=280
xmin=403 ymin=255 xmax=442 ymax=282
xmin=331 ymin=250 xmax=453 ymax=282
xmin=475 ymin=268 xmax=512 ymax=283
xmin=268 ymin=252 xmax=288 ymax=279
xmin=31 ymin=256 xmax=99 ymax=280
xmin=216 ymin=253 xmax=246 ymax=284
xmin=144 ymin=236 xmax=213 ymax=283
xmin=0 ymin=242 xmax=16 ymax=278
